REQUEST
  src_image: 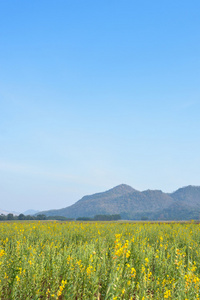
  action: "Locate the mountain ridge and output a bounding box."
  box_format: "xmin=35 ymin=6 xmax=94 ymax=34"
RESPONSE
xmin=37 ymin=184 xmax=200 ymax=220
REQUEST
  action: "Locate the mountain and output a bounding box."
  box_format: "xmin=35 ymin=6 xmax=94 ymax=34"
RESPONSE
xmin=0 ymin=209 xmax=9 ymax=215
xmin=170 ymin=185 xmax=200 ymax=206
xmin=37 ymin=184 xmax=200 ymax=220
xmin=0 ymin=209 xmax=19 ymax=216
xmin=23 ymin=209 xmax=39 ymax=216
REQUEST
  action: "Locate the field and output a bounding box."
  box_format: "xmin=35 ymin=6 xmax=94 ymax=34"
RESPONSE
xmin=0 ymin=221 xmax=200 ymax=299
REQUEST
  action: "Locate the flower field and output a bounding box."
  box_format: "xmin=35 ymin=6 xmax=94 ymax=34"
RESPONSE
xmin=0 ymin=221 xmax=200 ymax=299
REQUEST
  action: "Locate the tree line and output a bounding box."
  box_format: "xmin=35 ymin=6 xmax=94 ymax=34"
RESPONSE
xmin=0 ymin=213 xmax=121 ymax=221
xmin=76 ymin=214 xmax=121 ymax=221
xmin=0 ymin=214 xmax=72 ymax=221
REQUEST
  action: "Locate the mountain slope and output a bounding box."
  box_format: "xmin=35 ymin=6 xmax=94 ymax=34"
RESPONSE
xmin=39 ymin=184 xmax=136 ymax=218
xmin=37 ymin=184 xmax=200 ymax=220
xmin=170 ymin=185 xmax=200 ymax=207
xmin=0 ymin=209 xmax=19 ymax=216
xmin=23 ymin=209 xmax=39 ymax=216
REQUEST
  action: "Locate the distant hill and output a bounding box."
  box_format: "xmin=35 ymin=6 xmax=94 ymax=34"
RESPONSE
xmin=0 ymin=209 xmax=9 ymax=215
xmin=37 ymin=184 xmax=200 ymax=220
xmin=23 ymin=209 xmax=39 ymax=216
xmin=0 ymin=209 xmax=19 ymax=216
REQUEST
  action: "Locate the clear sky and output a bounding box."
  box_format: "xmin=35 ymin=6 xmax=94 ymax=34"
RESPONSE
xmin=0 ymin=0 xmax=200 ymax=212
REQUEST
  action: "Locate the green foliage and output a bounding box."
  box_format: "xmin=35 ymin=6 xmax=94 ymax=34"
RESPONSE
xmin=46 ymin=216 xmax=73 ymax=221
xmin=76 ymin=214 xmax=121 ymax=221
xmin=94 ymin=214 xmax=121 ymax=221
xmin=7 ymin=213 xmax=14 ymax=220
xmin=0 ymin=214 xmax=72 ymax=221
xmin=76 ymin=217 xmax=92 ymax=221
xmin=0 ymin=221 xmax=200 ymax=299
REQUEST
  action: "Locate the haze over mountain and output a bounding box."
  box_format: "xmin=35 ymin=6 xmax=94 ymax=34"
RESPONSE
xmin=37 ymin=184 xmax=200 ymax=220
xmin=23 ymin=209 xmax=39 ymax=216
xmin=0 ymin=209 xmax=19 ymax=216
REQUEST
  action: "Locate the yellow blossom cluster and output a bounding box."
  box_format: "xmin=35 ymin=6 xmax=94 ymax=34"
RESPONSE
xmin=0 ymin=221 xmax=200 ymax=299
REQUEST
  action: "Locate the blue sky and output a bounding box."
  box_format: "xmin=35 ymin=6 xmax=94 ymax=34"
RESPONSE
xmin=0 ymin=0 xmax=200 ymax=212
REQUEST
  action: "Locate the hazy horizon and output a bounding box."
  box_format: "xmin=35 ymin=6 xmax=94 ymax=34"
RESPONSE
xmin=1 ymin=1 xmax=200 ymax=212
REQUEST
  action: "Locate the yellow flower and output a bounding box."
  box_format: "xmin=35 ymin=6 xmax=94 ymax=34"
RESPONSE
xmin=164 ymin=289 xmax=171 ymax=298
xmin=0 ymin=249 xmax=5 ymax=257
